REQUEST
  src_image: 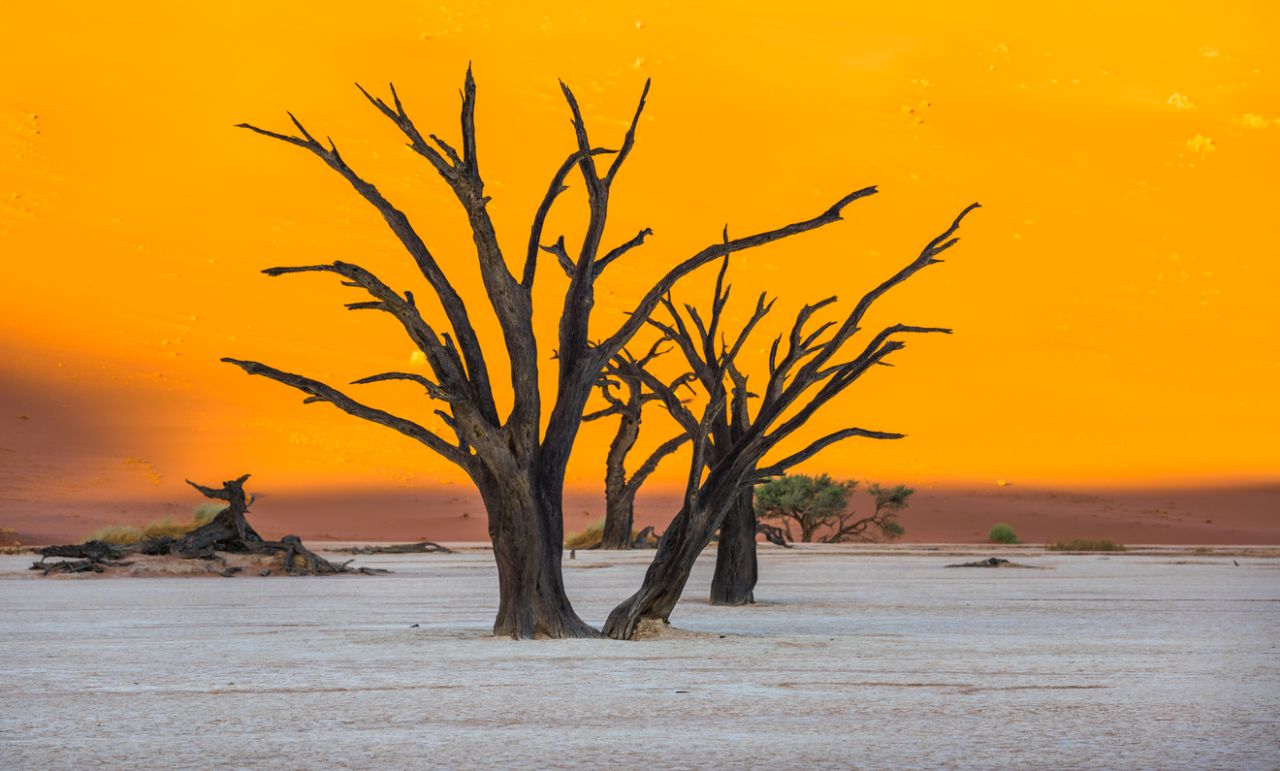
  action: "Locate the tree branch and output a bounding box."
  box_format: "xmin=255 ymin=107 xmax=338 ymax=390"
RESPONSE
xmin=350 ymin=371 xmax=460 ymax=402
xmin=595 ymin=186 xmax=880 ymax=368
xmin=222 ymin=358 xmax=468 ymax=466
xmin=754 ymin=427 xmax=903 ymax=480
xmin=596 ymin=227 xmax=654 ymax=273
xmin=237 ymin=115 xmax=498 ymax=423
xmin=625 ymin=433 xmax=690 ymax=493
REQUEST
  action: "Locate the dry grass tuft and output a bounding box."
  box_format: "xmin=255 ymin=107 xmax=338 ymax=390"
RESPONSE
xmin=565 ymin=520 xmax=605 ymax=549
xmin=0 ymin=527 xmax=20 ymax=547
xmin=86 ymin=504 xmax=227 ymax=545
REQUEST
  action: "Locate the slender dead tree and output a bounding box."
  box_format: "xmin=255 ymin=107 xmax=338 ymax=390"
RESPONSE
xmin=583 ymin=341 xmax=692 ymax=549
xmin=637 ymin=252 xmax=770 ymax=604
xmin=604 ymin=203 xmax=980 ymax=639
xmin=223 ymin=67 xmax=880 ymax=638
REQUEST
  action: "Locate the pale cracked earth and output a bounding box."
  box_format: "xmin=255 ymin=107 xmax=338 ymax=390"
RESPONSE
xmin=2 ymin=546 xmax=1278 ymax=769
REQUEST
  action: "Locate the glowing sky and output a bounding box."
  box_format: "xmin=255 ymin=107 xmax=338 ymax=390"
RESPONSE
xmin=1 ymin=1 xmax=1277 ymax=503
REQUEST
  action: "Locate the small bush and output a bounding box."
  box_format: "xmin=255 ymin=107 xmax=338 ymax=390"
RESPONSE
xmin=566 ymin=520 xmax=605 ymax=549
xmin=1047 ymin=538 xmax=1125 ymax=552
xmin=988 ymin=523 xmax=1019 ymax=544
xmin=0 ymin=527 xmax=20 ymax=547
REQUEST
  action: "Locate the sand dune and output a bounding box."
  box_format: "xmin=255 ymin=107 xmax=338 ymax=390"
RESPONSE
xmin=3 ymin=482 xmax=1275 ymax=546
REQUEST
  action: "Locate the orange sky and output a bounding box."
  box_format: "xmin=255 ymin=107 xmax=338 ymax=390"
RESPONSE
xmin=2 ymin=1 xmax=1278 ymax=506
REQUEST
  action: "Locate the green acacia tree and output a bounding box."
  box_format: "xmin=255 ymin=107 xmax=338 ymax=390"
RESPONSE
xmin=755 ymin=475 xmax=911 ymax=543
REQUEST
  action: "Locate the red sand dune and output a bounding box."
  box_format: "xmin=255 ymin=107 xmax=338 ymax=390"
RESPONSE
xmin=2 ymin=482 xmax=1276 ymax=546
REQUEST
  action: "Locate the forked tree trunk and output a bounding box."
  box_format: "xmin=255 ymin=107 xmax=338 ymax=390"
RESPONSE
xmin=478 ymin=468 xmax=597 ymax=639
xmin=710 ymin=490 xmax=757 ymax=606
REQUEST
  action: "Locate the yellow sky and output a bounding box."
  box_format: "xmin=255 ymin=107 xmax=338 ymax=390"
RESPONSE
xmin=1 ymin=1 xmax=1277 ymax=502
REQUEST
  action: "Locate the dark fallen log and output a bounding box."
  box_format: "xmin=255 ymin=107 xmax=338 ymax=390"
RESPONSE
xmin=333 ymin=541 xmax=454 ymax=555
xmin=945 ymin=557 xmax=1038 ymax=569
xmin=631 ymin=526 xmax=659 ymax=549
xmin=34 ymin=475 xmax=389 ymax=577
xmin=756 ymin=522 xmax=792 ymax=548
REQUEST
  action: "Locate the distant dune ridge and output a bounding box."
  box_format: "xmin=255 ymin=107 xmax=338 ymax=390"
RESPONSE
xmin=3 ymin=483 xmax=1275 ymax=546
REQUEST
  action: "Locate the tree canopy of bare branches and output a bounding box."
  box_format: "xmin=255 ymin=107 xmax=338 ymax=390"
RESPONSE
xmin=603 ymin=202 xmax=978 ymax=638
xmin=224 ymin=66 xmax=885 ymax=638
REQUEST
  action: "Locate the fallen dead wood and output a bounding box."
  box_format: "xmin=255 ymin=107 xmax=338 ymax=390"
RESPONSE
xmin=32 ymin=475 xmax=388 ymax=577
xmin=945 ymin=557 xmax=1039 ymax=569
xmin=333 ymin=541 xmax=454 ymax=555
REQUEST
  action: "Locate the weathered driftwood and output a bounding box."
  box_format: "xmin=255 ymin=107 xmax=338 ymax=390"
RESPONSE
xmin=334 ymin=541 xmax=454 ymax=555
xmin=32 ymin=476 xmax=387 ymax=577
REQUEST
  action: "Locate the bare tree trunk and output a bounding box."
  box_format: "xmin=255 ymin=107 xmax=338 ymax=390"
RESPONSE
xmin=710 ymin=490 xmax=757 ymax=605
xmin=604 ymin=468 xmax=741 ymax=639
xmin=479 ymin=469 xmax=597 ymax=639
xmin=601 ymin=493 xmax=637 ymax=550
xmin=600 ymin=415 xmax=640 ymax=550
xmin=603 ymin=504 xmax=706 ymax=639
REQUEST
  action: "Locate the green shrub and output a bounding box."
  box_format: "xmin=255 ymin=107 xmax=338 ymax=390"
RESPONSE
xmin=1046 ymin=538 xmax=1125 ymax=552
xmin=987 ymin=523 xmax=1019 ymax=544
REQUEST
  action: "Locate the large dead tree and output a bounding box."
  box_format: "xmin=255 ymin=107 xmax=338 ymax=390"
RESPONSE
xmin=604 ymin=203 xmax=979 ymax=638
xmin=224 ymin=67 xmax=879 ymax=638
xmin=583 ymin=341 xmax=692 ymax=549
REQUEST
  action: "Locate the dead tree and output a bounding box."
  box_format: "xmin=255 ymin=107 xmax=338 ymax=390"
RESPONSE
xmin=584 ymin=341 xmax=691 ymax=549
xmin=35 ymin=475 xmax=378 ymax=576
xmin=224 ymin=67 xmax=880 ymax=638
xmin=603 ymin=203 xmax=980 ymax=639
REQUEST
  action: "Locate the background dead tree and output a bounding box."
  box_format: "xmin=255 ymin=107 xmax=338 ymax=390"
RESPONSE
xmin=631 ymin=253 xmax=771 ymax=605
xmin=225 ymin=67 xmax=879 ymax=638
xmin=603 ymin=203 xmax=980 ymax=639
xmin=583 ymin=341 xmax=691 ymax=549
xmin=35 ymin=476 xmax=380 ymax=576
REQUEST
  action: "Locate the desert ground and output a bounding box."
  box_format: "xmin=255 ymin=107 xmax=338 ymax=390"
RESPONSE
xmin=2 ymin=544 xmax=1277 ymax=769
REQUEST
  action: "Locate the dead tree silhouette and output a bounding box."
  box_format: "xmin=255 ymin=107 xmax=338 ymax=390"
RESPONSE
xmin=223 ymin=67 xmax=881 ymax=637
